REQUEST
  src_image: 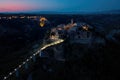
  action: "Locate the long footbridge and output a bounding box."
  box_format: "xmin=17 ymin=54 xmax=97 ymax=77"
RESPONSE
xmin=2 ymin=39 xmax=64 ymax=80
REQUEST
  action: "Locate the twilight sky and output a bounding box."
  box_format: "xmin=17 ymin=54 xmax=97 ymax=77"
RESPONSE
xmin=0 ymin=0 xmax=120 ymax=13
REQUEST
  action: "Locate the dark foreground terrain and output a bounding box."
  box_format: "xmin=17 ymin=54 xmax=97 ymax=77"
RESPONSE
xmin=0 ymin=14 xmax=120 ymax=80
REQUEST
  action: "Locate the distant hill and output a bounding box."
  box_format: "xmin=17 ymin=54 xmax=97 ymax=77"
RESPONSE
xmin=97 ymin=10 xmax=120 ymax=14
xmin=36 ymin=10 xmax=120 ymax=14
xmin=0 ymin=10 xmax=120 ymax=15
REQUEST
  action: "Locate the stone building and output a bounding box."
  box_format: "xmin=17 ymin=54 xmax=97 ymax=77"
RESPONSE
xmin=67 ymin=22 xmax=93 ymax=44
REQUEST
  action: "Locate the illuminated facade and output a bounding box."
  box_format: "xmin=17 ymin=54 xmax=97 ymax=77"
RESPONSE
xmin=40 ymin=17 xmax=47 ymax=27
xmin=50 ymin=28 xmax=59 ymax=40
xmin=67 ymin=22 xmax=93 ymax=44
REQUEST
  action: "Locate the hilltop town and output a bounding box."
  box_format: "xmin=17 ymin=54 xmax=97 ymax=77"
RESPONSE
xmin=0 ymin=14 xmax=120 ymax=80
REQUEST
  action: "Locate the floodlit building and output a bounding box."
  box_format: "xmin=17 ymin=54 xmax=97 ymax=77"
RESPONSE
xmin=40 ymin=17 xmax=47 ymax=27
xmin=67 ymin=22 xmax=93 ymax=44
xmin=49 ymin=19 xmax=94 ymax=44
xmin=64 ymin=19 xmax=77 ymax=30
xmin=50 ymin=28 xmax=59 ymax=41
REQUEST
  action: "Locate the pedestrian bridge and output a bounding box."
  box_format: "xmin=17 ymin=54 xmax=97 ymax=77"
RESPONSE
xmin=3 ymin=39 xmax=64 ymax=80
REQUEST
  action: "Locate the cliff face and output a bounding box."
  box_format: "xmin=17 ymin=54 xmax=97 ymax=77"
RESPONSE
xmin=1 ymin=14 xmax=120 ymax=80
xmin=32 ymin=28 xmax=120 ymax=80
